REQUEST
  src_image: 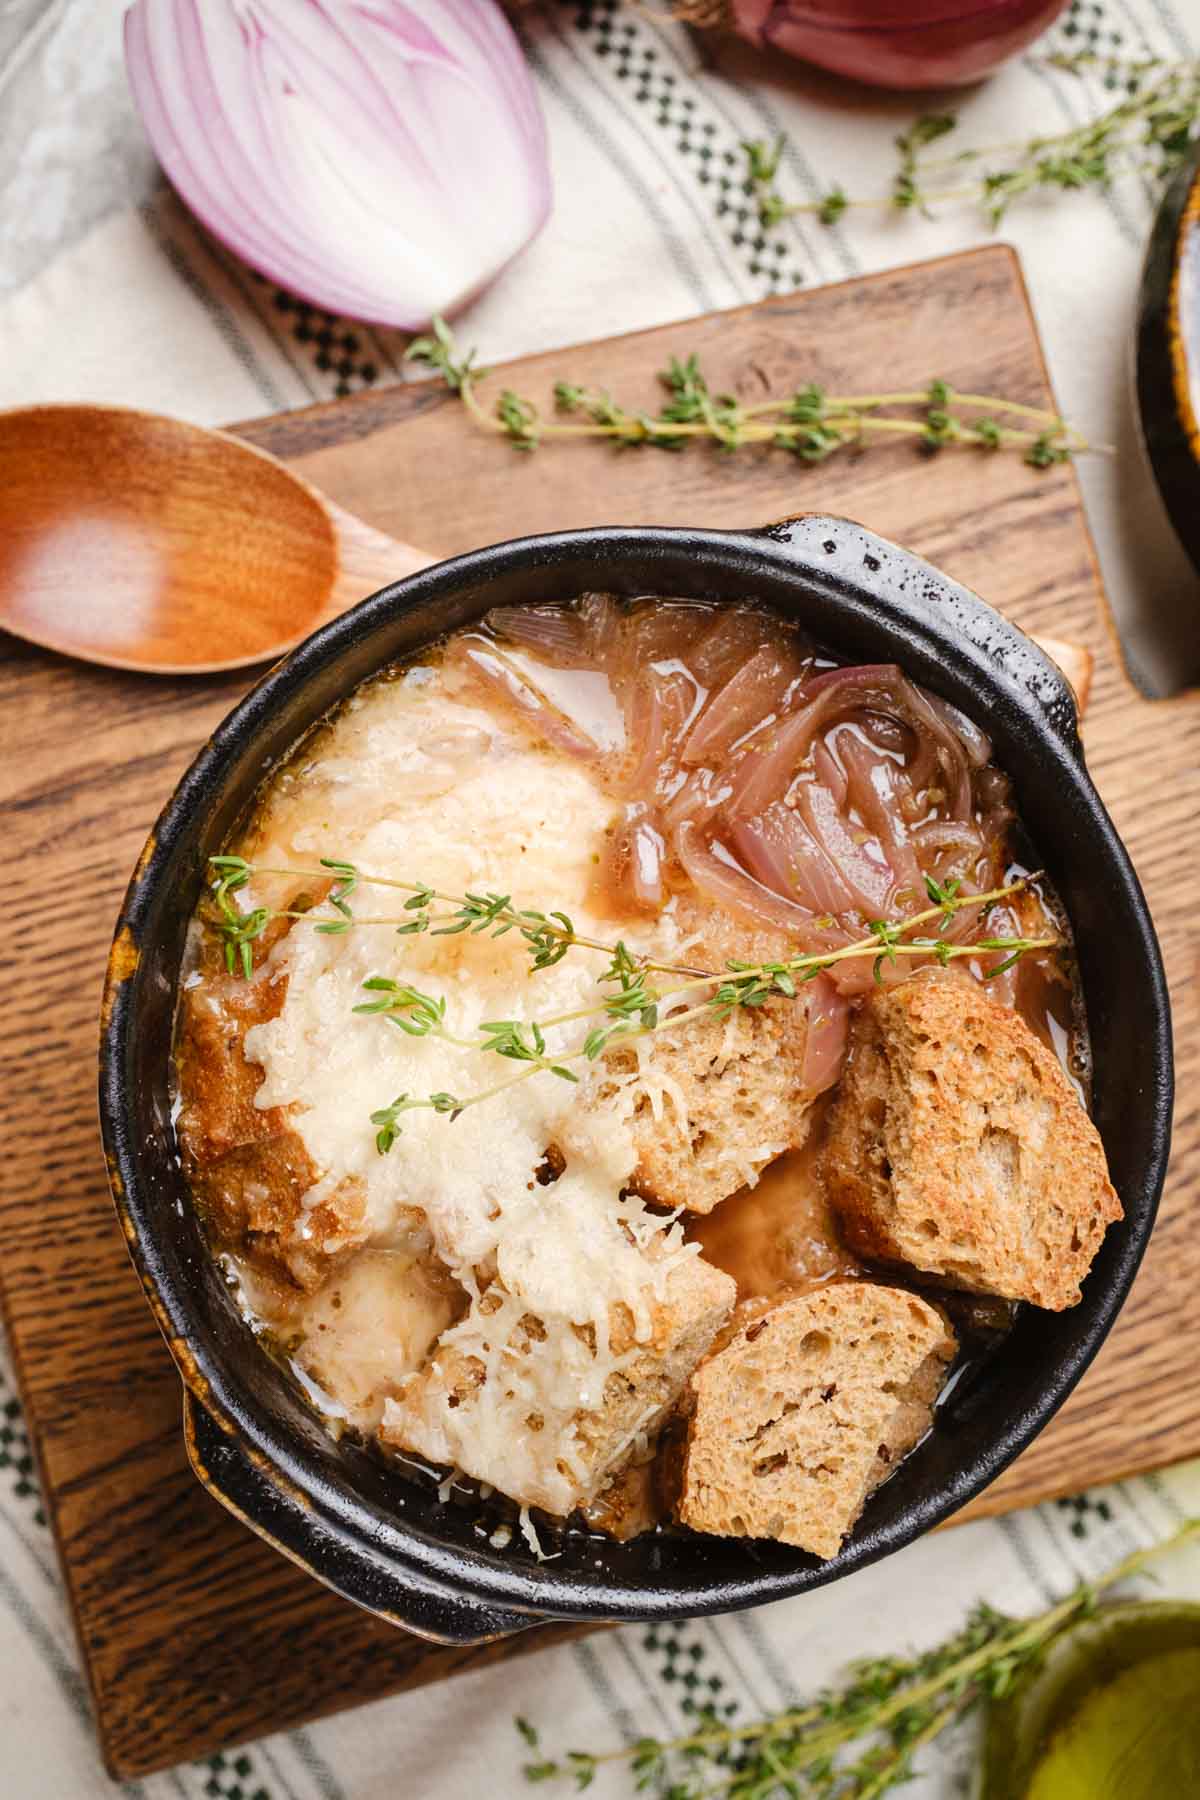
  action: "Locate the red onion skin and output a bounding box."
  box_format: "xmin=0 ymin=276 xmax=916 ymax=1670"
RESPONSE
xmin=681 ymin=645 xmax=799 ymax=766
xmin=728 ymin=0 xmax=1069 ymax=90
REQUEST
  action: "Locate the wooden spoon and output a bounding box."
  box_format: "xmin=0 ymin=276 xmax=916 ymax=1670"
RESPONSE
xmin=0 ymin=402 xmax=432 ymax=675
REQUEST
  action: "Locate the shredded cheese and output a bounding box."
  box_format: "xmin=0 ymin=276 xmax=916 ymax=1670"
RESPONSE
xmin=239 ymin=664 xmax=703 ymax=1512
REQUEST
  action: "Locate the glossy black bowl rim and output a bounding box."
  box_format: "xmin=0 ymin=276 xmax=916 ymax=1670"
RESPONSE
xmin=1136 ymin=138 xmax=1200 ymax=582
xmin=100 ymin=519 xmax=1173 ymax=1625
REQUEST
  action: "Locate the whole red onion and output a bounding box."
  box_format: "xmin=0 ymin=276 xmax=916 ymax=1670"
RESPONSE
xmin=685 ymin=0 xmax=1071 ymax=90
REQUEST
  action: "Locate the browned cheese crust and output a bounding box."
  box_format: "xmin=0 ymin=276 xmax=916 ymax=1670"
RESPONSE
xmin=822 ymin=974 xmax=1120 ymax=1311
xmin=677 ymin=1282 xmax=956 ymax=1559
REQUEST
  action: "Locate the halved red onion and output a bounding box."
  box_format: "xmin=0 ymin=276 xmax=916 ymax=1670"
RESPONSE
xmin=124 ymin=0 xmax=551 ymax=329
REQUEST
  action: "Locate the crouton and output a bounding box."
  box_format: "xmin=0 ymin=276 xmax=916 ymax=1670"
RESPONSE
xmin=295 ymin=1248 xmax=466 ymax=1431
xmin=176 ymin=971 xmax=293 ymax=1166
xmin=823 ymin=974 xmax=1120 ymax=1310
xmin=677 ymin=1282 xmax=956 ymax=1559
xmin=177 ymin=965 xmax=367 ymax=1291
xmin=603 ymin=904 xmax=826 ymax=1215
xmin=615 ymin=999 xmax=817 ymax=1215
xmin=382 ymin=1251 xmax=735 ymax=1516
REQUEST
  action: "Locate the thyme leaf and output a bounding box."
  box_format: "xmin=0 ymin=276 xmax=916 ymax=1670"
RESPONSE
xmin=741 ymin=53 xmax=1200 ymax=236
xmin=347 ymin=877 xmax=1058 ymax=1152
xmin=405 ymin=322 xmax=1091 ymax=469
xmin=203 ymin=858 xmax=619 ymax=981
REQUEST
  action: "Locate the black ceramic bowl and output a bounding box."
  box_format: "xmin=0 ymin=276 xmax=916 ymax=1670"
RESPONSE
xmin=100 ymin=515 xmax=1173 ymax=1646
xmin=1136 ymin=136 xmax=1200 ymax=583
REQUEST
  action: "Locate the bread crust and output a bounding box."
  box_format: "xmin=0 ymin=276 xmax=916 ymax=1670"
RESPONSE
xmin=823 ymin=974 xmax=1120 ymax=1310
xmin=677 ymin=1281 xmax=956 ymax=1558
xmin=176 ymin=961 xmax=367 ymax=1291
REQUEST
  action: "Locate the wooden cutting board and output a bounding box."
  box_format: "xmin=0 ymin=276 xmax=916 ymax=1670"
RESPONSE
xmin=1 ymin=246 xmax=1197 ymax=1781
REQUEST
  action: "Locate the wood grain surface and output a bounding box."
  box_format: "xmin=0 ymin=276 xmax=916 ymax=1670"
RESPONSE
xmin=1 ymin=246 xmax=1196 ymax=1780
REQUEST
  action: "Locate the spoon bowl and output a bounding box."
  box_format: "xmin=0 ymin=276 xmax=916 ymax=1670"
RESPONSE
xmin=0 ymin=403 xmax=429 ymax=675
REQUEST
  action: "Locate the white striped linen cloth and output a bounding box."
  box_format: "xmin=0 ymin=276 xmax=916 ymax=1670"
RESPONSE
xmin=1 ymin=2 xmax=1197 ymax=1794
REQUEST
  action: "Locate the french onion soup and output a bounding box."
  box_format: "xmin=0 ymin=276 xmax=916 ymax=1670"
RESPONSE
xmin=175 ymin=597 xmax=1119 ymax=1559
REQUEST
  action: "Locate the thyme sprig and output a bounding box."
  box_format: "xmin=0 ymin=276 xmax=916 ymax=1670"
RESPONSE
xmin=406 ymin=318 xmax=1088 ymax=469
xmin=205 ymin=855 xmax=664 ymax=979
xmin=742 ymin=53 xmax=1200 ymax=232
xmin=515 ymin=1517 xmax=1200 ymax=1796
xmin=354 ymin=875 xmax=1057 ymax=1152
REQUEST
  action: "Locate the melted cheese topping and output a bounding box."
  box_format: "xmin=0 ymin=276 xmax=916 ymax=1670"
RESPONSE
xmin=238 ymin=665 xmax=697 ymax=1507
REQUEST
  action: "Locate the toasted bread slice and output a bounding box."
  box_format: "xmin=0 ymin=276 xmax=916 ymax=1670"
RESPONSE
xmin=612 ymin=998 xmax=816 ymax=1215
xmin=295 ymin=1248 xmax=466 ymax=1432
xmin=823 ymin=974 xmax=1120 ymax=1310
xmin=677 ymin=1282 xmax=955 ymax=1558
xmin=382 ymin=1251 xmax=735 ymax=1516
xmin=176 ymin=968 xmax=369 ymax=1290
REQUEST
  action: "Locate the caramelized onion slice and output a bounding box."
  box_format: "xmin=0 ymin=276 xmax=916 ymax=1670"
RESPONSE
xmin=486 ymin=604 xmax=587 ymax=663
xmin=836 ymin=734 xmax=923 ymax=902
xmin=729 ymin=803 xmax=856 ymax=917
xmin=686 ymin=607 xmax=787 ymax=685
xmin=604 ymin=803 xmax=666 ymax=912
xmin=681 ymin=645 xmax=804 ymax=766
xmin=623 ymin=665 xmax=704 ymax=795
xmin=803 ymin=664 xmax=978 ymax=819
xmin=444 ymin=635 xmax=601 ymax=759
xmin=676 ymin=820 xmax=830 ymax=940
xmin=802 ymin=974 xmax=850 ymax=1092
xmin=620 ymin=601 xmax=718 ymax=670
xmin=794 ymin=781 xmax=893 ymax=916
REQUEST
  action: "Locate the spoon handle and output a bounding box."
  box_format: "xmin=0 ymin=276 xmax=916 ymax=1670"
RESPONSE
xmin=324 ymin=498 xmax=434 ymax=617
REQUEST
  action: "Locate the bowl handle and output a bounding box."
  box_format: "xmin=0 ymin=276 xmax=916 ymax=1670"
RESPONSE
xmin=183 ymin=1392 xmax=539 ymax=1645
xmin=745 ymin=512 xmax=1083 ymax=755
